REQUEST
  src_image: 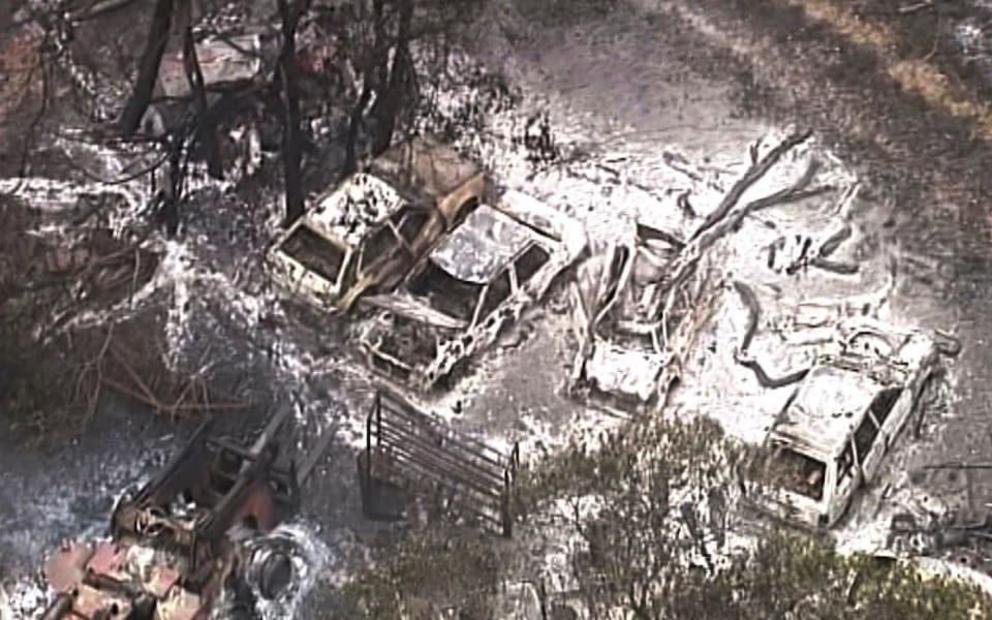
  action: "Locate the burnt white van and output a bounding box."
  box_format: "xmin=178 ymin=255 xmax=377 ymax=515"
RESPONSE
xmin=745 ymin=319 xmax=943 ymax=529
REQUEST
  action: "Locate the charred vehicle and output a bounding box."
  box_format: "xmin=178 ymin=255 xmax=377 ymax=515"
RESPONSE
xmin=569 ymin=219 xmax=720 ymax=407
xmin=741 ymin=319 xmax=949 ymax=529
xmin=157 ymin=34 xmax=266 ymax=101
xmin=268 ymin=137 xmax=487 ymax=313
xmin=39 ymin=407 xmax=332 ymax=619
xmin=358 ymin=190 xmax=586 ymax=391
xmin=141 ymin=34 xmax=269 ymax=136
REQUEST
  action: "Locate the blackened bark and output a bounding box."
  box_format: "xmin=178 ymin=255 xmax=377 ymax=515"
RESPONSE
xmin=119 ymin=0 xmax=174 ymax=136
xmin=368 ymin=0 xmax=414 ymax=156
xmin=277 ymin=0 xmax=309 ymax=226
xmin=155 ymin=132 xmax=183 ymax=236
xmin=182 ymin=26 xmax=223 ymax=178
xmin=342 ymin=0 xmax=387 ymax=179
xmin=342 ymin=80 xmax=372 ymax=179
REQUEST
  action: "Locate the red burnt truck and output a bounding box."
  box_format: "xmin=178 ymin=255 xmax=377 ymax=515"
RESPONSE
xmin=39 ymin=406 xmax=332 ymax=620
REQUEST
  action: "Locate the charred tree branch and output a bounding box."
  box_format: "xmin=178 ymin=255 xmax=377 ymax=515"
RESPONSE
xmin=277 ymin=0 xmax=310 ymax=225
xmin=690 ymin=130 xmax=812 ymax=242
xmin=119 ymin=0 xmax=174 ymax=136
xmin=182 ymin=21 xmax=223 ymax=178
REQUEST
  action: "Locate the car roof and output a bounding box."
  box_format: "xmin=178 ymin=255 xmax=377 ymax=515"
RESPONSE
xmin=429 ymin=205 xmax=536 ymax=285
xmin=305 ymin=172 xmax=411 ymax=249
xmin=769 ymin=363 xmax=886 ymax=460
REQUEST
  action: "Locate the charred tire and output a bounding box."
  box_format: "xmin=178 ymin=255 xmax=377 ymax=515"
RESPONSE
xmin=259 ymin=551 xmax=293 ymax=599
xmin=247 ymin=546 xmax=294 ymax=600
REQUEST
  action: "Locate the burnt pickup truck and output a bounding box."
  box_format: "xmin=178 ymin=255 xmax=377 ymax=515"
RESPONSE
xmin=268 ymin=137 xmax=487 ymax=314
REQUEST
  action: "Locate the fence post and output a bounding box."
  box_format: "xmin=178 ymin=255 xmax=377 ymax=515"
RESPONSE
xmin=375 ymin=392 xmax=382 ymax=449
xmin=365 ymin=407 xmax=372 ymax=485
xmin=502 ymin=469 xmax=512 ymax=538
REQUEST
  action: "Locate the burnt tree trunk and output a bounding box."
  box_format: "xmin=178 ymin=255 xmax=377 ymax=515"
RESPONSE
xmin=342 ymin=80 xmax=373 ymax=179
xmin=155 ymin=131 xmax=184 ymax=236
xmin=277 ymin=0 xmax=310 ymax=226
xmin=368 ymin=0 xmax=415 ymax=156
xmin=119 ymin=0 xmax=174 ymax=135
xmin=342 ymin=0 xmax=388 ymax=178
xmin=182 ymin=25 xmax=223 ymax=178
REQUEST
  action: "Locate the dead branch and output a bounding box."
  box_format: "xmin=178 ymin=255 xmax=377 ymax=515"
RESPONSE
xmin=808 ymin=257 xmax=859 ymax=275
xmin=733 ymin=280 xmax=760 ymax=352
xmin=71 ymin=0 xmax=143 ymax=22
xmin=818 ymin=224 xmax=852 ymax=258
xmin=731 ymin=281 xmax=810 ymax=389
xmin=657 ymin=148 xmax=826 ymax=336
xmin=690 ymin=130 xmax=812 ymax=242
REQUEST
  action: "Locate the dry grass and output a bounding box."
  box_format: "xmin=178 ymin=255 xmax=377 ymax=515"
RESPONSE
xmin=785 ymin=0 xmax=992 ymax=139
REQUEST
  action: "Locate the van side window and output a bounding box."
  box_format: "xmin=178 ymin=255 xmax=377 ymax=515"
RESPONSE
xmin=837 ymin=442 xmax=855 ymax=484
xmin=854 ymin=414 xmax=880 ymax=461
xmin=870 ymin=387 xmax=902 ymax=427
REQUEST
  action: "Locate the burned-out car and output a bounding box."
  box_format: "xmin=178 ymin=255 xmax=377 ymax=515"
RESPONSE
xmin=358 ymin=190 xmax=586 ymax=391
xmin=569 ymin=220 xmax=720 ymax=407
xmin=140 ymin=34 xmax=269 ymax=136
xmin=157 ymin=34 xmax=266 ymax=100
xmin=39 ymin=408 xmax=329 ymax=619
xmin=268 ymin=137 xmax=486 ymax=313
xmin=741 ymin=319 xmax=946 ymax=529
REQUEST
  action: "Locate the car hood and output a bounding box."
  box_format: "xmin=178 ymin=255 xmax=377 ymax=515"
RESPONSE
xmin=585 ymin=340 xmax=667 ymax=401
xmin=364 ymin=293 xmax=467 ymax=331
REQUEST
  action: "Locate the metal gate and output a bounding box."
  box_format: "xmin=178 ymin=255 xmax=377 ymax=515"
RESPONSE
xmin=361 ymin=389 xmax=520 ymax=537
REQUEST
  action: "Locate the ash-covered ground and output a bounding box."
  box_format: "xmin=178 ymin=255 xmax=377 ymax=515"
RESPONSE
xmin=5 ymin=0 xmax=992 ymax=618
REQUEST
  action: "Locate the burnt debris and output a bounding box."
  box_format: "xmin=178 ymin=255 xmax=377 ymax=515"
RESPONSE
xmin=39 ymin=405 xmax=334 ymax=619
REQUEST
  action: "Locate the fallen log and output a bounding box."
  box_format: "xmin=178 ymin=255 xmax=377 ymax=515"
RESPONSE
xmin=689 ymin=130 xmax=812 ymax=243
xmin=657 ymin=139 xmax=827 ymax=335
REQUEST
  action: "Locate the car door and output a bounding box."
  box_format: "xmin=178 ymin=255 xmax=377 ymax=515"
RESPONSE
xmin=868 ymin=387 xmax=907 ymax=456
xmin=475 ymin=267 xmax=514 ymax=333
xmin=853 ymin=412 xmax=885 ymax=481
xmin=829 ymin=441 xmax=859 ymax=522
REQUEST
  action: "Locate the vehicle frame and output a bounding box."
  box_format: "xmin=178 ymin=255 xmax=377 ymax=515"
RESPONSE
xmin=569 ymin=220 xmax=720 ymax=408
xmin=268 ymin=136 xmax=487 ymax=314
xmin=358 ymin=190 xmax=587 ymax=392
xmin=742 ymin=318 xmax=942 ymax=529
xmin=39 ymin=407 xmax=330 ymax=620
